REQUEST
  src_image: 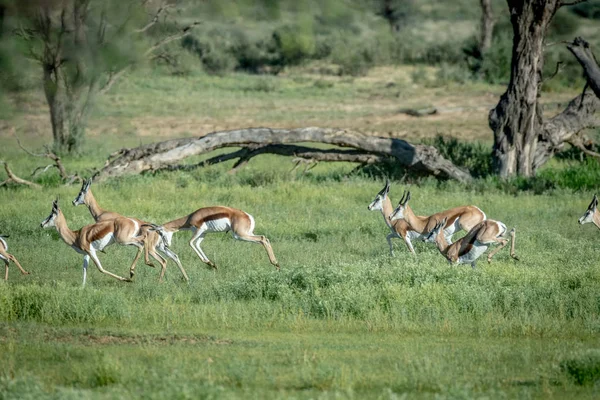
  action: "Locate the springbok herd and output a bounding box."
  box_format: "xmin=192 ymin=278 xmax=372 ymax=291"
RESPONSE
xmin=1 ymin=179 xmax=599 ymax=286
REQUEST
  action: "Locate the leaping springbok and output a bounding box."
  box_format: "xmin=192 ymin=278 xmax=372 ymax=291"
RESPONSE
xmin=146 ymin=206 xmax=280 ymax=271
xmin=578 ymin=194 xmax=600 ymax=228
xmin=41 ymin=199 xmax=161 ymax=286
xmin=367 ymin=179 xmax=426 ymax=255
xmin=72 ymin=178 xmax=189 ymax=282
xmin=0 ymin=234 xmax=30 ymax=281
xmin=389 ymin=190 xmax=487 ymax=245
xmin=424 ymin=217 xmax=518 ymax=268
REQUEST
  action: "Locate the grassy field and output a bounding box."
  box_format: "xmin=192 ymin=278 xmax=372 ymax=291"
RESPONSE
xmin=1 ymin=66 xmax=600 ymax=398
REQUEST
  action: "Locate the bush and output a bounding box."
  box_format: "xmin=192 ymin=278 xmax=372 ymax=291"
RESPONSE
xmin=561 ymin=352 xmax=600 ymax=386
xmin=570 ymin=1 xmax=600 ymax=19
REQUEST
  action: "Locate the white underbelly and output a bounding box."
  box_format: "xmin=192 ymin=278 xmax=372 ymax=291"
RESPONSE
xmin=203 ymin=218 xmax=231 ymax=233
xmin=458 ymin=241 xmax=489 ymax=264
xmin=92 ymin=233 xmax=115 ymax=251
xmin=406 ymin=230 xmax=426 ymax=241
xmin=443 ymin=218 xmax=461 ymax=239
xmin=0 ymin=237 xmax=7 ymax=252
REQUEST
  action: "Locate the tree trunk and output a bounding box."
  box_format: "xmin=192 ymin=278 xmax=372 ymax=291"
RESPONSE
xmin=489 ymin=0 xmax=559 ymax=177
xmin=479 ymin=0 xmax=494 ymax=53
xmin=43 ymin=67 xmax=88 ymax=154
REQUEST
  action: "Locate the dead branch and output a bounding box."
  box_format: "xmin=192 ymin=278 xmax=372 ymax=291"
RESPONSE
xmin=97 ymin=127 xmax=473 ymax=183
xmin=144 ymin=21 xmax=201 ymax=57
xmin=0 ymin=161 xmax=42 ymax=189
xmin=135 ymin=4 xmax=173 ymax=34
xmin=568 ymin=135 xmax=600 ymax=159
xmin=15 ymin=136 xmax=81 ymax=184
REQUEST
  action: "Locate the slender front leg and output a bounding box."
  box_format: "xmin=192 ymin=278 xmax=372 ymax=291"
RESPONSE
xmin=82 ymin=255 xmax=90 ymax=287
xmin=87 ymin=250 xmax=132 ymax=283
xmin=158 ymin=245 xmax=189 ymax=282
xmin=509 ymin=228 xmax=519 ymax=260
xmin=4 ymin=260 xmax=8 ymax=281
xmin=8 ymin=254 xmax=29 ymax=276
xmin=189 ymin=230 xmax=217 ymax=269
xmin=386 ymin=233 xmax=396 ymax=256
xmin=402 ymin=234 xmax=416 ymax=255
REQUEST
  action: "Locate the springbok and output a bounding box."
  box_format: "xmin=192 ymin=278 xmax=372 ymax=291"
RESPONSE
xmin=389 ymin=190 xmax=486 ymax=244
xmin=367 ymin=179 xmax=425 ymax=255
xmin=424 ymin=217 xmax=518 ymax=268
xmin=0 ymin=234 xmax=30 ymax=281
xmin=578 ymin=194 xmax=600 ymax=228
xmin=145 ymin=206 xmax=280 ymax=271
xmin=72 ymin=178 xmax=189 ymax=282
xmin=41 ymin=199 xmax=163 ymax=286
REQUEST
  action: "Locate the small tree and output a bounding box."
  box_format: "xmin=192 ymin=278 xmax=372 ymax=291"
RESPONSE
xmin=489 ymin=0 xmax=600 ymax=177
xmin=7 ymin=0 xmax=198 ymax=154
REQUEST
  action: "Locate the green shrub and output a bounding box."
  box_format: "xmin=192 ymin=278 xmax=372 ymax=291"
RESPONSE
xmin=561 ymin=351 xmax=600 ymax=386
xmin=570 ymin=1 xmax=600 ymax=19
xmin=272 ymin=23 xmax=316 ymax=66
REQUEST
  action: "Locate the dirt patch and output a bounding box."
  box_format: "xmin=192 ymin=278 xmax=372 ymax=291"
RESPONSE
xmin=50 ymin=332 xmax=233 ymax=346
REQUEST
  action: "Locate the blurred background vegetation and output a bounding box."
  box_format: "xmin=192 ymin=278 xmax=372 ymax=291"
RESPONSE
xmin=2 ymin=0 xmax=599 ymax=92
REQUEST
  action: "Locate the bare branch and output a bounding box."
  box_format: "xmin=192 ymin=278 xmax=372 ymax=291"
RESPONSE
xmin=135 ymin=4 xmax=173 ymax=33
xmin=568 ymin=135 xmax=600 ymax=159
xmin=144 ymin=21 xmax=201 ymax=56
xmin=542 ymin=61 xmax=563 ymax=84
xmin=98 ymin=67 xmax=131 ymax=95
xmin=0 ymin=161 xmax=42 ymax=189
xmin=559 ymin=0 xmax=588 ymax=7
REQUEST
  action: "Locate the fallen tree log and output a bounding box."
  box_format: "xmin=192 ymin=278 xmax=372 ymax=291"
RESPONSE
xmin=98 ymin=127 xmax=473 ymax=183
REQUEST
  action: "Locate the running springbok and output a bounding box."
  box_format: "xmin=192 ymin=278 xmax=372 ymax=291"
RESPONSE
xmin=367 ymin=179 xmax=425 ymax=255
xmin=40 ymin=199 xmax=162 ymax=286
xmin=389 ymin=190 xmax=486 ymax=244
xmin=145 ymin=206 xmax=280 ymax=270
xmin=72 ymin=178 xmax=189 ymax=282
xmin=0 ymin=234 xmax=30 ymax=280
xmin=424 ymin=217 xmax=518 ymax=268
xmin=578 ymin=194 xmax=600 ymax=228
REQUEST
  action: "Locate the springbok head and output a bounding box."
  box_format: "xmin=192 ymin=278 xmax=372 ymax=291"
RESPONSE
xmin=367 ymin=179 xmax=391 ymax=211
xmin=72 ymin=178 xmax=93 ymax=206
xmin=41 ymin=198 xmax=60 ymax=228
xmin=144 ymin=223 xmax=174 ymax=248
xmin=389 ymin=190 xmax=411 ymax=221
xmin=424 ymin=217 xmax=447 ymax=243
xmin=579 ymin=194 xmax=598 ymax=225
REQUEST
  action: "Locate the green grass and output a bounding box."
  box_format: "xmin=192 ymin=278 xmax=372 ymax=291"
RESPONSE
xmin=1 ymin=141 xmax=600 ymax=397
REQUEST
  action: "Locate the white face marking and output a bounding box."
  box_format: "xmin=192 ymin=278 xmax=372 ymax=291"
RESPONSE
xmin=368 ymin=195 xmax=385 ymax=211
xmin=41 ymin=212 xmax=57 ymax=228
xmin=579 ymin=210 xmax=594 ymax=225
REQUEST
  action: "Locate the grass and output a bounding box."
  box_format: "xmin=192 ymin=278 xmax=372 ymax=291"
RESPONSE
xmin=1 ymin=63 xmax=600 ymax=397
xmin=0 ymin=154 xmax=600 ymax=398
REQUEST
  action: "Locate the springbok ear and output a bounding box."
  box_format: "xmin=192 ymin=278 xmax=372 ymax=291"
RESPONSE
xmin=52 ymin=197 xmax=59 ymax=210
xmin=593 ymin=194 xmax=598 ymax=208
xmin=398 ymin=191 xmax=406 ymax=205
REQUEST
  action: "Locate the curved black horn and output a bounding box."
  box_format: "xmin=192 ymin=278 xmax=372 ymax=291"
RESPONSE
xmin=399 ymin=190 xmax=407 ymax=205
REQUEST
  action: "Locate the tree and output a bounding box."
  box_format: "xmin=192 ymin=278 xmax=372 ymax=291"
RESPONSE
xmin=489 ymin=0 xmax=600 ymax=177
xmin=377 ymin=0 xmax=415 ymax=32
xmin=7 ymin=0 xmax=198 ymax=154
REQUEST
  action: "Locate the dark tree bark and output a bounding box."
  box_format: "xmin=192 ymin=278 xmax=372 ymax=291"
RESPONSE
xmin=568 ymin=37 xmax=600 ymax=99
xmin=489 ymin=1 xmax=600 ymax=178
xmin=97 ymin=127 xmax=473 ymax=183
xmin=479 ymin=0 xmax=494 ymax=53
